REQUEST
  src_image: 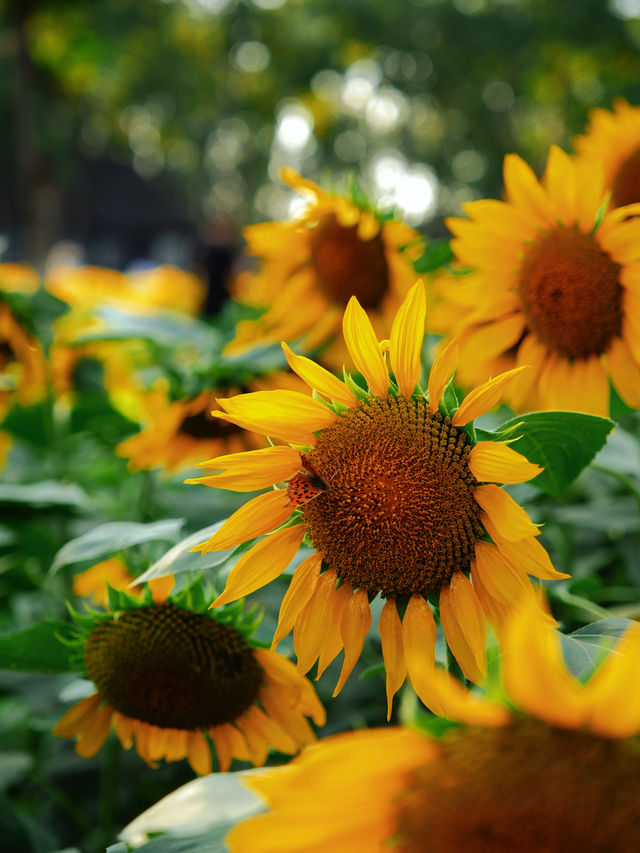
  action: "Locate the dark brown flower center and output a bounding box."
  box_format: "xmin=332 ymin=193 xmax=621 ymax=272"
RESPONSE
xmin=309 ymin=213 xmax=389 ymax=308
xmin=397 ymin=720 xmax=640 ymax=853
xmin=612 ymin=146 xmax=640 ymax=208
xmin=179 ymin=405 xmax=240 ymax=440
xmin=0 ymin=340 xmax=15 ymax=371
xmin=84 ymin=603 xmax=263 ymax=729
xmin=300 ymin=396 xmax=483 ymax=599
xmin=518 ymin=226 xmax=622 ymax=359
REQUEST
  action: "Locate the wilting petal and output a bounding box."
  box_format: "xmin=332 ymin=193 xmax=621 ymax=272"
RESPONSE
xmin=334 ymin=587 xmax=372 ymax=696
xmin=272 ymin=552 xmax=323 ymax=648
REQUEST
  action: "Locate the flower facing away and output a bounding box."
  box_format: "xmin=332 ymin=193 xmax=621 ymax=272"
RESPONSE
xmin=116 ymin=373 xmax=306 ymax=474
xmin=573 ymin=99 xmax=640 ymax=209
xmin=188 ymin=282 xmax=567 ymax=717
xmin=227 ymin=602 xmax=640 ymax=853
xmin=226 ymin=168 xmax=422 ymax=369
xmin=53 ymin=582 xmax=325 ymax=774
xmin=438 ymin=146 xmax=640 ymax=415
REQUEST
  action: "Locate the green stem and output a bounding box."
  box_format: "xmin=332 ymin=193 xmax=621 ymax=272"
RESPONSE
xmin=592 ymin=463 xmax=640 ymax=513
xmin=31 ymin=770 xmax=93 ymax=835
xmin=97 ymin=736 xmax=119 ymax=848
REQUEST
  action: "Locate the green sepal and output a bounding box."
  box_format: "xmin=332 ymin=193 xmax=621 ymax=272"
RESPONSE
xmin=342 ymin=369 xmax=370 ymax=401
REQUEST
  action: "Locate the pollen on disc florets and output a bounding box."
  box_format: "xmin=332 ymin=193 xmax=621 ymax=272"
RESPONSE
xmin=84 ymin=603 xmax=263 ymax=729
xmin=300 ymin=395 xmax=484 ymax=599
xmin=310 ymin=213 xmax=389 ymax=308
xmin=518 ymin=226 xmax=622 ymax=359
xmin=397 ymin=720 xmax=640 ymax=852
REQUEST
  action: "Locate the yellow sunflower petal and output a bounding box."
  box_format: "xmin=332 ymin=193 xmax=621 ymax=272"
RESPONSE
xmin=439 ymin=573 xmax=487 ymax=685
xmin=211 ymin=524 xmax=306 ymax=607
xmin=112 ymin=712 xmax=135 ymax=749
xmin=426 ymin=667 xmax=510 ymax=727
xmin=606 ymin=336 xmax=640 ymax=409
xmin=272 ymin=552 xmax=323 ymax=648
xmin=53 ymin=694 xmax=102 ymax=738
xmin=148 ymin=574 xmax=175 ymax=603
xmin=475 ymin=484 xmax=541 ymax=541
xmin=342 ymin=296 xmax=389 ymax=398
xmin=209 ymin=724 xmax=234 ymax=772
xmin=379 ymin=599 xmax=407 ymax=720
xmin=481 ymin=512 xmax=569 ymax=580
xmin=235 ymin=709 xmax=270 ymax=767
xmin=389 ymin=280 xmax=426 ymax=399
xmin=333 ymin=587 xmax=372 ymax=696
xmin=584 ymin=623 xmax=640 ymax=738
xmin=401 ymin=594 xmax=444 ymax=715
xmin=75 ymin=704 xmax=113 ymax=758
xmin=187 ymin=730 xmax=212 ymax=775
xmin=472 ymin=540 xmax=536 ymax=606
xmin=163 ymin=728 xmax=189 ymax=762
xmin=542 ymin=145 xmax=578 ymax=225
xmin=428 ymin=335 xmax=459 ymax=414
xmin=452 ymin=366 xmax=530 ymax=426
xmin=501 ymin=601 xmax=586 ymax=729
xmin=503 ymin=153 xmax=556 ymax=227
xmin=215 ymin=390 xmax=337 ymax=445
xmin=470 ymin=559 xmax=513 ymax=637
xmin=281 ymin=342 xmax=357 ymax=407
xmin=189 ymin=445 xmax=301 ymax=488
xmin=293 ymin=569 xmax=338 ymax=675
xmin=468 ymin=441 xmax=543 ymax=484
xmin=197 ymin=490 xmax=293 ymax=553
xmin=316 ymin=582 xmax=349 ymax=678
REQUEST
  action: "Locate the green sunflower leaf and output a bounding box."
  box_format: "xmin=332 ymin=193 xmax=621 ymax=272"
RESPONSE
xmin=412 ymin=238 xmax=453 ymax=272
xmin=50 ymin=518 xmax=185 ymax=573
xmin=560 ymin=617 xmax=634 ymax=681
xmin=493 ymin=411 xmax=614 ymax=498
xmin=0 ymin=620 xmax=80 ymax=673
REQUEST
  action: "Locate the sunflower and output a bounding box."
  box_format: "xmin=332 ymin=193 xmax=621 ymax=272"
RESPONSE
xmin=226 ymin=168 xmax=422 ymax=369
xmin=439 ymin=146 xmax=640 ymax=415
xmin=0 ymin=301 xmax=47 ymax=417
xmin=187 ymin=282 xmax=566 ymax=718
xmin=117 ymin=373 xmax=305 ymax=474
xmin=574 ymin=98 xmax=640 ymax=209
xmin=228 ymin=601 xmax=640 ymax=852
xmin=53 ymin=580 xmax=325 ymax=775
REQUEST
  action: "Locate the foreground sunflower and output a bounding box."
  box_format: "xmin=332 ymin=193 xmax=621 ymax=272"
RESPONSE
xmin=573 ymin=98 xmax=640 ymax=208
xmin=226 ymin=168 xmax=422 ymax=369
xmin=188 ymin=282 xmax=566 ymax=716
xmin=228 ymin=601 xmax=640 ymax=852
xmin=53 ymin=581 xmax=325 ymax=774
xmin=440 ymin=145 xmax=640 ymax=415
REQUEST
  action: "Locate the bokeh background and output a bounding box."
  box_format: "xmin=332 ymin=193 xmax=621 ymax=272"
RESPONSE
xmin=2 ymin=2 xmax=640 ymax=852
xmin=3 ymin=0 xmax=640 ymax=269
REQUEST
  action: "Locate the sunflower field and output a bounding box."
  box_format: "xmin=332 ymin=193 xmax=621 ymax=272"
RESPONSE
xmin=2 ymin=1 xmax=640 ymax=852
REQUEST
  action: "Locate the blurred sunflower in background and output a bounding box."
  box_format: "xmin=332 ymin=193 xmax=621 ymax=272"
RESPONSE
xmin=189 ymin=283 xmax=566 ymax=717
xmin=437 ymin=146 xmax=640 ymax=415
xmin=227 ymin=168 xmax=422 ymax=369
xmin=228 ymin=600 xmax=640 ymax=852
xmin=117 ymin=372 xmax=306 ymax=474
xmin=0 ymin=262 xmax=41 ymax=294
xmin=54 ymin=579 xmax=325 ymax=775
xmin=71 ymin=557 xmax=174 ymax=608
xmin=574 ymin=99 xmax=640 ymax=209
xmin=0 ymin=299 xmax=47 ymax=415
